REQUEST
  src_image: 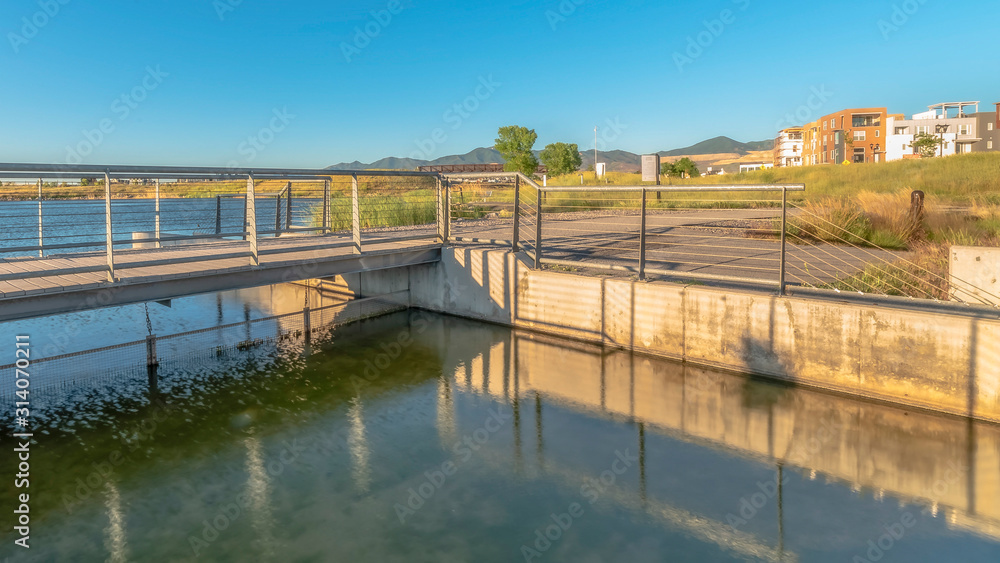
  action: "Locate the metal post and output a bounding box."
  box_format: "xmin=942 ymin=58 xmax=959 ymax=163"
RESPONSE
xmin=512 ymin=175 xmax=521 ymax=252
xmin=104 ymin=171 xmax=115 ymax=281
xmin=246 ymin=173 xmax=259 ymax=267
xmin=303 ymin=306 xmax=312 ymax=344
xmin=443 ymin=179 xmax=451 ymax=244
xmin=639 ymin=188 xmax=647 ymax=280
xmin=146 ymin=334 xmax=159 ymax=367
xmin=779 ymin=187 xmax=787 ymax=296
xmin=155 ymin=179 xmax=162 ymax=248
xmin=436 ymin=176 xmax=444 ymax=243
xmin=37 ymin=179 xmax=43 ymax=258
xmin=241 ymin=193 xmax=248 ymax=242
xmin=215 ymin=195 xmax=222 ymax=235
xmin=352 ymin=173 xmax=361 ymax=254
xmin=534 ymin=187 xmax=542 ymax=269
xmin=323 ymin=179 xmax=331 ymax=234
xmin=274 ymin=192 xmax=282 ymax=238
xmin=286 ymin=181 xmax=293 ymax=233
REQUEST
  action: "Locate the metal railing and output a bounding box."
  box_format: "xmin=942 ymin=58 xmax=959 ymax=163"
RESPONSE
xmin=2 ymin=164 xmax=998 ymax=309
xmin=0 ymin=163 xmax=440 ymax=280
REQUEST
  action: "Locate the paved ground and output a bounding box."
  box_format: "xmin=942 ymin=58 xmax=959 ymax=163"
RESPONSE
xmin=451 ymin=208 xmax=901 ymax=286
xmin=0 ymin=208 xmax=902 ymax=304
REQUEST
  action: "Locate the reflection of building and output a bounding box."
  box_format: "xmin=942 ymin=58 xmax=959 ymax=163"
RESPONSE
xmin=801 ymin=108 xmax=888 ymax=165
xmin=773 ymin=127 xmax=803 ymax=167
xmin=886 ymin=101 xmax=1000 ymax=160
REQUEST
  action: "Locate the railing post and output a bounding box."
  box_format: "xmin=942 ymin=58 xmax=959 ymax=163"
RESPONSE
xmin=534 ymin=186 xmax=542 ymax=269
xmin=436 ymin=176 xmax=444 ymax=243
xmin=274 ymin=191 xmax=282 ymax=238
xmin=512 ymin=175 xmax=520 ymax=252
xmin=146 ymin=333 xmax=159 ymax=393
xmin=215 ymin=195 xmax=222 ymax=235
xmin=443 ymin=178 xmax=451 ymax=244
xmin=779 ymin=186 xmax=787 ymax=296
xmin=104 ymin=170 xmax=115 ymax=281
xmin=241 ymin=192 xmax=248 ymax=242
xmin=37 ymin=178 xmax=43 ymax=258
xmin=352 ymin=173 xmax=362 ymax=254
xmin=303 ymin=306 xmax=312 ymax=344
xmin=286 ymin=181 xmax=293 ymax=233
xmin=155 ymin=179 xmax=162 ymax=248
xmin=246 ymin=173 xmax=259 ymax=267
xmin=323 ymin=179 xmax=331 ymax=234
xmin=639 ymin=187 xmax=647 ymax=281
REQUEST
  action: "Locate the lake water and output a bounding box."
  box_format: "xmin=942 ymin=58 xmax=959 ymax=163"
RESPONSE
xmin=1 ymin=309 xmax=999 ymax=562
xmin=0 ymin=198 xmax=321 ymax=257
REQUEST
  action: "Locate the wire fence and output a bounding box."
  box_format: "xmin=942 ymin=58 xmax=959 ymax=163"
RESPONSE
xmin=0 ymin=294 xmax=407 ymax=398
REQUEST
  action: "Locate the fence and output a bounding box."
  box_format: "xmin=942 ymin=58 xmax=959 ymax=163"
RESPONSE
xmin=0 ymin=295 xmax=407 ymax=399
xmin=441 ymin=172 xmax=1000 ymax=308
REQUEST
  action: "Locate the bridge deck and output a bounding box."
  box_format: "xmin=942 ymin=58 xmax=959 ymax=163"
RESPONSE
xmin=0 ymin=233 xmax=442 ymax=321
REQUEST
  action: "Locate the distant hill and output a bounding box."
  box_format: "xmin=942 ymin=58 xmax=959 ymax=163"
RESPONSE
xmin=327 ymin=137 xmax=775 ymax=172
xmin=659 ymin=136 xmax=773 ymax=157
xmin=327 ymin=148 xmax=510 ymax=171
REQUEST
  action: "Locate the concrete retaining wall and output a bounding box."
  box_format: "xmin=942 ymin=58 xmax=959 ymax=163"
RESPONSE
xmin=952 ymin=245 xmax=1000 ymax=306
xmin=341 ymin=247 xmax=1000 ymax=423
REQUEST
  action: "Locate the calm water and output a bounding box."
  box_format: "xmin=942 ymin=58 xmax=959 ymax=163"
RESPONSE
xmin=1 ymin=310 xmax=1000 ymax=562
xmin=0 ymin=198 xmax=320 ymax=257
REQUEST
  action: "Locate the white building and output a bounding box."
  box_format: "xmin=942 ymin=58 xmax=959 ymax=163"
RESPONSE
xmin=886 ymin=101 xmax=984 ymax=161
xmin=773 ymin=127 xmax=804 ymax=167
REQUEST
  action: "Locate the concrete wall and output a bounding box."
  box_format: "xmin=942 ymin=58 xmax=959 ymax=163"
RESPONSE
xmin=952 ymin=245 xmax=1000 ymax=306
xmin=342 ymin=246 xmax=1000 ymax=423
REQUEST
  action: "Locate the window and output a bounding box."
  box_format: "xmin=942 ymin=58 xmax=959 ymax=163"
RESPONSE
xmin=854 ymin=131 xmax=866 ymax=141
xmin=852 ymin=115 xmax=878 ymax=127
xmin=853 ymin=148 xmax=866 ymax=163
xmin=875 ymin=130 xmax=880 ymax=138
xmin=831 ymin=118 xmax=836 ymax=129
xmin=989 ymin=141 xmax=994 ymax=149
xmin=958 ymin=124 xmax=971 ymax=135
xmin=824 ymin=122 xmax=828 ymax=131
xmin=916 ymin=126 xmax=930 ymax=135
xmin=989 ymin=123 xmax=995 ymax=131
xmin=895 ymin=126 xmax=909 ymax=135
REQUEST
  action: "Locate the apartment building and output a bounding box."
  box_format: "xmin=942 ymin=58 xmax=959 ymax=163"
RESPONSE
xmin=885 ymin=102 xmax=1000 ymax=160
xmin=773 ymin=127 xmax=803 ymax=167
xmin=801 ymin=108 xmax=889 ymax=165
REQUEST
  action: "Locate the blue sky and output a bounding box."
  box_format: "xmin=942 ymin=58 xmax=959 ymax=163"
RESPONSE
xmin=1 ymin=0 xmax=998 ymax=167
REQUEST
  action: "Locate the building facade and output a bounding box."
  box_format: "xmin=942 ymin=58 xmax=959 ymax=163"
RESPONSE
xmin=801 ymin=108 xmax=889 ymax=165
xmin=773 ymin=127 xmax=803 ymax=167
xmin=885 ymin=102 xmax=1000 ymax=161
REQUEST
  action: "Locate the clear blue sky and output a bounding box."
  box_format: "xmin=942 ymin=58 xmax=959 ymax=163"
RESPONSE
xmin=2 ymin=0 xmax=998 ymax=167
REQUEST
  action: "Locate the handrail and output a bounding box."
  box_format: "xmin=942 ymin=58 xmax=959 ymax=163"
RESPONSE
xmin=0 ymin=163 xmax=437 ymax=178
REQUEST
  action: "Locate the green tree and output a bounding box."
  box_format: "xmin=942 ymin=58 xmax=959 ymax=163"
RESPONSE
xmin=495 ymin=125 xmax=539 ymax=176
xmin=539 ymin=142 xmax=582 ymax=176
xmin=912 ymin=133 xmax=943 ymax=158
xmin=661 ymin=157 xmax=700 ymax=178
xmin=80 ymin=178 xmax=92 ymax=186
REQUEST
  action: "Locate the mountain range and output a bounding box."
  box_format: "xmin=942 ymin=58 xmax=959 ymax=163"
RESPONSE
xmin=327 ymin=136 xmax=775 ymax=172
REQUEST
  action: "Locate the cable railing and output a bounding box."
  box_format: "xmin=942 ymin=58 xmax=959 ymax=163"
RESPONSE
xmin=2 ymin=163 xmax=998 ymax=310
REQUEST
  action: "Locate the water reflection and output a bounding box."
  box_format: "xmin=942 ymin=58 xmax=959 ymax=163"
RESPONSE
xmin=3 ymin=312 xmax=999 ymax=562
xmin=102 ymin=481 xmax=128 ymax=563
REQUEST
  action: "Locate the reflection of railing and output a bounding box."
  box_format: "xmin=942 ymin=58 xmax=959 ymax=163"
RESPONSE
xmin=0 ymin=295 xmax=407 ymax=398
